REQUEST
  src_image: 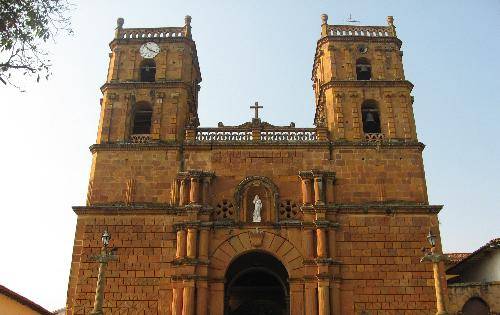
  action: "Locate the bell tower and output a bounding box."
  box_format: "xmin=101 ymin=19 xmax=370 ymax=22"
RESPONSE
xmin=312 ymin=14 xmax=417 ymax=142
xmin=97 ymin=16 xmax=201 ymax=144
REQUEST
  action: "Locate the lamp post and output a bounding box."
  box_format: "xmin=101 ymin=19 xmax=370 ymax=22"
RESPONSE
xmin=420 ymin=230 xmax=449 ymax=315
xmin=90 ymin=230 xmax=117 ymax=315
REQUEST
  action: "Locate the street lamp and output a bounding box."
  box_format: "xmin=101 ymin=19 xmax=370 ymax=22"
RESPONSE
xmin=90 ymin=229 xmax=117 ymax=315
xmin=101 ymin=230 xmax=110 ymax=247
xmin=420 ymin=229 xmax=449 ymax=315
xmin=427 ymin=230 xmax=436 ymax=248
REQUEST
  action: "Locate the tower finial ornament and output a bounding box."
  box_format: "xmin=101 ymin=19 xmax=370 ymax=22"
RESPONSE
xmin=117 ymin=17 xmax=124 ymax=29
xmin=321 ymin=14 xmax=328 ymax=25
xmin=387 ymin=15 xmax=394 ymax=26
xmin=115 ymin=18 xmax=124 ymax=39
xmin=387 ymin=16 xmax=396 ymax=36
xmin=184 ymin=15 xmax=192 ymax=38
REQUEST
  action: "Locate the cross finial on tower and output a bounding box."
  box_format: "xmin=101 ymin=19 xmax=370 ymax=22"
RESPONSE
xmin=250 ymin=101 xmax=263 ymax=119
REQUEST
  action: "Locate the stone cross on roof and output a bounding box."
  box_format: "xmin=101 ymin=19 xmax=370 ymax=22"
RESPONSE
xmin=250 ymin=101 xmax=263 ymax=119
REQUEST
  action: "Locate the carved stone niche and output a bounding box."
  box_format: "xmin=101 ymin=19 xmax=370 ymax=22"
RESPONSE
xmin=234 ymin=176 xmax=279 ymax=223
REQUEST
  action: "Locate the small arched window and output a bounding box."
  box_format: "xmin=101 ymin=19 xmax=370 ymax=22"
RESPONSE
xmin=356 ymin=58 xmax=372 ymax=80
xmin=361 ymin=100 xmax=381 ymax=133
xmin=132 ymin=102 xmax=152 ymax=134
xmin=462 ymin=297 xmax=490 ymax=315
xmin=140 ymin=59 xmax=156 ymax=82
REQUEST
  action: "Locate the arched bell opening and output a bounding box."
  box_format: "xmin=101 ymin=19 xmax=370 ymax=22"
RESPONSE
xmin=139 ymin=58 xmax=156 ymax=82
xmin=356 ymin=57 xmax=372 ymax=80
xmin=361 ymin=100 xmax=381 ymax=134
xmin=225 ymin=251 xmax=289 ymax=315
xmin=131 ymin=101 xmax=153 ymax=135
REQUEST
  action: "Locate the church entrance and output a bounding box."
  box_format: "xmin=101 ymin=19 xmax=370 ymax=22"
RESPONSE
xmin=225 ymin=251 xmax=289 ymax=315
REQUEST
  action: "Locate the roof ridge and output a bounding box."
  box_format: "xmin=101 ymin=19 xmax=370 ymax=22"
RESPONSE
xmin=0 ymin=284 xmax=53 ymax=315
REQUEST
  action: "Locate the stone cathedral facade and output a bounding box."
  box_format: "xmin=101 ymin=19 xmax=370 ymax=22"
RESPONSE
xmin=66 ymin=14 xmax=447 ymax=315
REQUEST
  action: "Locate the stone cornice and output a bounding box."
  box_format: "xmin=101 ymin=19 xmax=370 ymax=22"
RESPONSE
xmin=100 ymin=80 xmax=194 ymax=93
xmin=317 ymin=34 xmax=402 ymax=48
xmin=73 ymin=203 xmax=443 ymax=219
xmin=109 ymin=36 xmax=195 ymax=49
xmin=73 ymin=204 xmax=176 ymax=215
xmin=327 ymin=203 xmax=443 ymax=214
xmin=89 ymin=140 xmax=425 ymax=153
xmin=89 ymin=142 xmax=181 ymax=153
xmin=321 ymin=79 xmax=414 ymax=91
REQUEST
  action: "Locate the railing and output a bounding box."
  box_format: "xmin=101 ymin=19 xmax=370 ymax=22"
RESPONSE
xmin=194 ymin=127 xmax=317 ymax=142
xmin=364 ymin=133 xmax=385 ymax=142
xmin=130 ymin=134 xmax=152 ymax=143
xmin=327 ymin=25 xmax=393 ymax=37
xmin=119 ymin=27 xmax=186 ymax=39
xmin=261 ymin=128 xmax=317 ymax=141
xmin=196 ymin=129 xmax=252 ymax=141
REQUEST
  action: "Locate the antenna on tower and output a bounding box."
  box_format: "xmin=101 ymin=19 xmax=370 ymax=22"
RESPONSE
xmin=346 ymin=13 xmax=360 ymax=24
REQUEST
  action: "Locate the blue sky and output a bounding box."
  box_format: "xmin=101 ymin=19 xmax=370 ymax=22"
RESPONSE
xmin=1 ymin=0 xmax=499 ymax=310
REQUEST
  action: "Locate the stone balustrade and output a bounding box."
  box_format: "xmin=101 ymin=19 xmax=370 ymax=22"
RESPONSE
xmin=129 ymin=134 xmax=152 ymax=143
xmin=195 ymin=128 xmax=252 ymax=141
xmin=326 ymin=25 xmax=393 ymax=37
xmin=320 ymin=14 xmax=397 ymax=38
xmin=119 ymin=27 xmax=186 ymax=39
xmin=261 ymin=128 xmax=317 ymax=141
xmin=364 ymin=132 xmax=385 ymax=142
xmin=193 ymin=125 xmax=318 ymax=143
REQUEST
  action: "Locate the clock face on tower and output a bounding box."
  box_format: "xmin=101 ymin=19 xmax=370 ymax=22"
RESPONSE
xmin=140 ymin=42 xmax=160 ymax=59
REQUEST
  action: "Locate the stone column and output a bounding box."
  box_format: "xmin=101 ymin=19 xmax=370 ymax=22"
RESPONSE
xmin=303 ymin=229 xmax=315 ymax=259
xmin=176 ymin=229 xmax=187 ymax=259
xmin=318 ymin=280 xmax=331 ymax=315
xmin=110 ymin=48 xmax=121 ymax=81
xmin=330 ymin=280 xmax=341 ymax=315
xmin=314 ymin=175 xmax=324 ymax=205
xmin=202 ymin=177 xmax=211 ymax=205
xmin=325 ymin=177 xmax=335 ymax=204
xmin=189 ymin=176 xmax=200 ymax=204
xmin=182 ymin=282 xmax=195 ymax=315
xmin=301 ymin=178 xmax=313 ymax=205
xmin=196 ymin=281 xmax=208 ymax=315
xmin=171 ymin=286 xmax=183 ymax=315
xmin=289 ymin=281 xmax=304 ymax=315
xmin=327 ymin=229 xmax=337 ymax=259
xmin=316 ymin=228 xmax=328 ymax=258
xmin=179 ymin=178 xmax=188 ymax=206
xmin=304 ymin=280 xmax=318 ymax=315
xmin=186 ymin=228 xmax=197 ymax=259
xmin=209 ymin=281 xmax=225 ymax=315
xmin=334 ymin=92 xmax=345 ymax=139
xmin=198 ymin=228 xmax=209 ymax=260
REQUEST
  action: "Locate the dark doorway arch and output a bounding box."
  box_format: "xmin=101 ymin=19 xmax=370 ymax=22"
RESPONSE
xmin=462 ymin=297 xmax=490 ymax=315
xmin=225 ymin=251 xmax=289 ymax=315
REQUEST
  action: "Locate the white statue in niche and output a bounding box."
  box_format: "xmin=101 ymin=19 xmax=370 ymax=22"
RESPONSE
xmin=252 ymin=195 xmax=262 ymax=222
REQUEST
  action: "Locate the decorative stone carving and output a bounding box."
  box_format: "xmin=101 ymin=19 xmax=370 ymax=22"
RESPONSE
xmin=249 ymin=228 xmax=264 ymax=247
xmin=279 ymin=200 xmax=300 ymax=220
xmin=214 ymin=200 xmax=234 ymax=220
xmin=314 ymin=94 xmax=327 ymax=128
